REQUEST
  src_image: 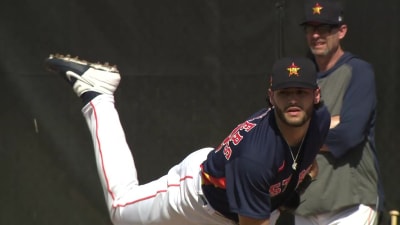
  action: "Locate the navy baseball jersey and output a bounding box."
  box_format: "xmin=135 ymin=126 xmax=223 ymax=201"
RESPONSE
xmin=201 ymin=105 xmax=330 ymax=222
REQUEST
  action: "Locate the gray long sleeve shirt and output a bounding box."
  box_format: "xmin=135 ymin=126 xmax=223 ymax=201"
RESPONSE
xmin=295 ymin=52 xmax=385 ymax=216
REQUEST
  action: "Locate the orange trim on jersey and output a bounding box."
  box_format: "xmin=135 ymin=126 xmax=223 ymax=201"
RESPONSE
xmin=202 ymin=172 xmax=226 ymax=189
xmin=201 ymin=171 xmax=226 ymax=189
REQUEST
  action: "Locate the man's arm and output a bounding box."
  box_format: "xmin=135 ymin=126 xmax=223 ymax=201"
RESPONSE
xmin=323 ymin=61 xmax=377 ymax=158
xmin=329 ymin=115 xmax=340 ymax=129
xmin=320 ymin=115 xmax=340 ymax=152
xmin=239 ymin=215 xmax=269 ymax=225
xmin=308 ymin=159 xmax=319 ymax=179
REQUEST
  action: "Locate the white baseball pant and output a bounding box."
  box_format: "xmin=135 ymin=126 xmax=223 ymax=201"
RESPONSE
xmin=295 ymin=204 xmax=378 ymax=225
xmin=81 ymin=94 xmax=237 ymax=225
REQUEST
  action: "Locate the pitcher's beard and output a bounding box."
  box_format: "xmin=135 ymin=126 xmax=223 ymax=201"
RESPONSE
xmin=275 ymin=106 xmax=311 ymax=127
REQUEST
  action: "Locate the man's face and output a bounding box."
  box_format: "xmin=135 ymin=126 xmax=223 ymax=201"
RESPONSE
xmin=269 ymin=87 xmax=319 ymax=127
xmin=304 ymin=23 xmax=347 ymax=57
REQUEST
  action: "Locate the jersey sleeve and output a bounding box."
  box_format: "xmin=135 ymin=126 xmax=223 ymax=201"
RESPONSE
xmin=225 ymin=156 xmax=272 ymax=219
xmin=316 ymin=105 xmax=331 ymax=148
xmin=325 ymin=60 xmax=377 ymax=158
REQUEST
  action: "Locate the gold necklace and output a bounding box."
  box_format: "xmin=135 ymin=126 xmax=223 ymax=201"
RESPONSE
xmin=286 ymin=136 xmax=305 ymax=171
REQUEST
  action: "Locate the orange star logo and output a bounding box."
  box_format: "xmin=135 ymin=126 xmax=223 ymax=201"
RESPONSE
xmin=312 ymin=3 xmax=323 ymax=15
xmin=287 ymin=62 xmax=300 ymax=76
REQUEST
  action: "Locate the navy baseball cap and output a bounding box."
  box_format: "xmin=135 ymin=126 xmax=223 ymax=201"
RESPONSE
xmin=300 ymin=0 xmax=344 ymax=25
xmin=270 ymin=57 xmax=318 ymax=91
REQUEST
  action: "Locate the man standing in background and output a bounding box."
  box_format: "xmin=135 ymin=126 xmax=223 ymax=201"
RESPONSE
xmin=294 ymin=0 xmax=385 ymax=224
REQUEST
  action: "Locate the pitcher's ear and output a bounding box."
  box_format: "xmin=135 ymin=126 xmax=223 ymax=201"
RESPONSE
xmin=268 ymin=89 xmax=275 ymax=106
xmin=314 ymin=88 xmax=321 ymax=104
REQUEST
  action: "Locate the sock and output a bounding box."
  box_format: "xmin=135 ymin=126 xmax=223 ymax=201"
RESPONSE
xmin=81 ymin=91 xmax=100 ymax=105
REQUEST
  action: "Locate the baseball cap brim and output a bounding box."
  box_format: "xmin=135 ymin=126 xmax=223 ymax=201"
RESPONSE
xmin=271 ymin=82 xmax=318 ymax=91
xmin=299 ymin=19 xmax=341 ymax=26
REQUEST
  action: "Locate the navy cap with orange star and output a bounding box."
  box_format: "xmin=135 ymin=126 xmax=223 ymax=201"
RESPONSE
xmin=270 ymin=57 xmax=318 ymax=91
xmin=300 ymin=0 xmax=344 ymax=25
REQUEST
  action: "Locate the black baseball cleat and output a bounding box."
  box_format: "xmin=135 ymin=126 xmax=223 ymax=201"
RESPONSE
xmin=44 ymin=54 xmax=121 ymax=97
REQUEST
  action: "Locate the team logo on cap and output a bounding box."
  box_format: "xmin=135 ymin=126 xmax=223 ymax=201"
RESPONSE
xmin=312 ymin=2 xmax=323 ymax=15
xmin=287 ymin=62 xmax=300 ymax=77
